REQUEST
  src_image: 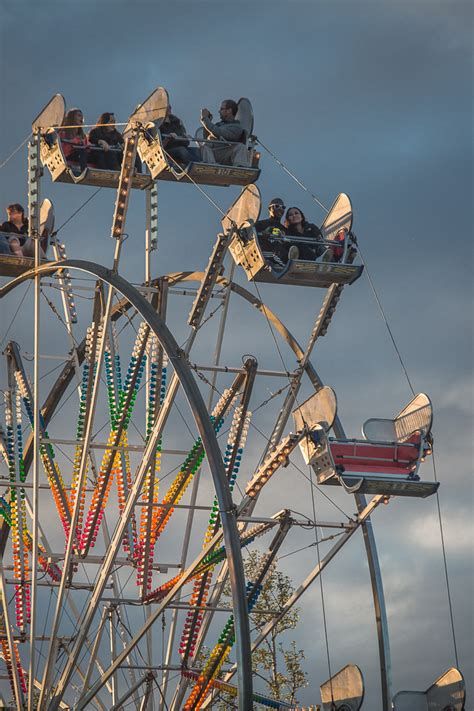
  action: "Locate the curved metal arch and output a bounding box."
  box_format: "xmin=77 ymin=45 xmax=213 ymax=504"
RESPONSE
xmin=0 ymin=260 xmax=252 ymax=710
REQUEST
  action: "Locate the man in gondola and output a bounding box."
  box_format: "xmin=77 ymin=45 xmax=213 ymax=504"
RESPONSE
xmin=254 ymin=197 xmax=288 ymax=267
xmin=200 ymin=100 xmax=250 ymax=167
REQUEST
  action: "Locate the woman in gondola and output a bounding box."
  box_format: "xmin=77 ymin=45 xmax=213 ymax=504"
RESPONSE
xmin=88 ymin=112 xmax=142 ymax=172
xmin=284 ymin=207 xmax=325 ymax=260
xmin=58 ymin=108 xmax=89 ymax=172
xmin=88 ymin=112 xmax=124 ymax=170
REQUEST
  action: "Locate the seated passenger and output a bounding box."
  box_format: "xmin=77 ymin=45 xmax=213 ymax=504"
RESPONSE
xmin=160 ymin=106 xmax=201 ymax=165
xmin=89 ymin=112 xmax=142 ymax=173
xmin=88 ymin=112 xmax=124 ymax=170
xmin=200 ymin=100 xmax=250 ymax=167
xmin=284 ymin=207 xmax=324 ymax=260
xmin=0 ymin=203 xmax=29 ymax=257
xmin=59 ymin=108 xmax=89 ymax=173
xmin=254 ymin=197 xmax=287 ymax=267
xmin=0 ymin=233 xmax=11 ymax=255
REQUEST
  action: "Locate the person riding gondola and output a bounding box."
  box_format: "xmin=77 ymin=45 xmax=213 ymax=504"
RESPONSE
xmin=88 ymin=112 xmax=124 ymax=170
xmin=89 ymin=112 xmax=142 ymax=173
xmin=0 ymin=203 xmax=29 ymax=257
xmin=58 ymin=108 xmax=89 ymax=173
xmin=200 ymin=100 xmax=250 ymax=167
xmin=159 ymin=106 xmax=201 ymax=165
xmin=284 ymin=206 xmax=325 ymax=260
xmin=254 ymin=197 xmax=288 ymax=267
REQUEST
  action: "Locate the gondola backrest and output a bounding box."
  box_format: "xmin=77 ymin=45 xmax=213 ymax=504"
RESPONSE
xmin=235 ymin=98 xmax=254 ymax=144
xmin=363 ymin=393 xmax=433 ymax=443
xmin=321 ymin=192 xmax=353 ymax=242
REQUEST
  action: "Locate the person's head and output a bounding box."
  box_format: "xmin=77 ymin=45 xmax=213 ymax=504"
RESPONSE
xmin=62 ymin=108 xmax=85 ymax=136
xmin=268 ymin=197 xmax=285 ymax=220
xmin=6 ymin=203 xmax=25 ymax=226
xmin=219 ymin=100 xmax=238 ymax=121
xmin=285 ymin=206 xmax=306 ymax=231
xmin=96 ymin=112 xmax=116 ymax=131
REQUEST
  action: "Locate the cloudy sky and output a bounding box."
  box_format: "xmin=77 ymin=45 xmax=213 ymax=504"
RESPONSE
xmin=0 ymin=0 xmax=472 ymax=708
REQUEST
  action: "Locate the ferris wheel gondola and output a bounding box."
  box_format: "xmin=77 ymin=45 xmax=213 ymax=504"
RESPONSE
xmin=229 ymin=191 xmax=364 ymax=288
xmin=0 ymin=198 xmax=55 ymax=277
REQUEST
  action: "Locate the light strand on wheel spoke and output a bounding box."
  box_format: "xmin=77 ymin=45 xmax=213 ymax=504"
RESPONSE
xmin=50 ymin=237 xmax=77 ymax=324
xmin=147 ymin=385 xmax=239 ymax=548
xmin=179 ymin=406 xmax=251 ymax=661
xmin=183 ymin=579 xmax=263 ymax=711
xmin=70 ymin=320 xmax=104 ymax=545
xmin=79 ymin=321 xmax=149 ymax=556
xmin=180 ymin=670 xmax=286 ymax=710
xmin=136 ymin=339 xmax=167 ymax=594
xmin=244 ymin=431 xmax=303 ymax=499
xmin=4 ymin=385 xmax=29 ymax=631
xmin=0 ymin=640 xmax=28 ymax=697
xmin=13 ymin=364 xmax=71 ymax=537
xmin=185 ymin=536 xmax=286 ymax=711
xmin=142 ymin=518 xmax=272 ymax=605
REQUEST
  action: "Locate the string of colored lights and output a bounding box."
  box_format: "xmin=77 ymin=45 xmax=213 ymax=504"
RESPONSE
xmin=14 ymin=368 xmax=71 ymax=537
xmin=180 ymin=669 xmax=289 ymax=709
xmin=4 ymin=384 xmax=29 ymax=631
xmin=79 ymin=322 xmax=149 ymax=555
xmin=183 ymin=579 xmax=263 ymax=710
xmin=0 ymin=497 xmax=61 ymax=583
xmin=0 ymin=640 xmax=28 ymax=697
xmin=179 ymin=406 xmax=251 ymax=661
xmin=142 ymin=519 xmax=273 ymax=605
xmin=149 ymin=386 xmax=239 ymax=549
xmin=104 ymin=334 xmax=137 ymax=555
xmin=137 ymin=338 xmax=167 ymax=593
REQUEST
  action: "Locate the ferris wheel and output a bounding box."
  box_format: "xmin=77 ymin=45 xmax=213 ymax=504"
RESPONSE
xmin=0 ymin=88 xmax=465 ymax=711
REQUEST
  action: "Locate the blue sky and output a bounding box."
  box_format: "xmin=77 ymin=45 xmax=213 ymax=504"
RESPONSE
xmin=0 ymin=0 xmax=472 ymax=708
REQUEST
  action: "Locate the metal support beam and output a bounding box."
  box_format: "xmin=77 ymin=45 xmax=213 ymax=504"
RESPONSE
xmin=38 ymin=128 xmax=139 ymax=708
xmin=28 ymin=131 xmax=41 ymax=711
xmin=110 ymin=673 xmax=152 ymax=711
xmin=0 ymin=563 xmax=24 ymax=709
xmin=213 ymin=494 xmax=384 ymax=694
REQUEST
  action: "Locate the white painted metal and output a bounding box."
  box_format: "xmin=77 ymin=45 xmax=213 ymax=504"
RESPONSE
xmin=28 ymin=133 xmax=41 ymax=711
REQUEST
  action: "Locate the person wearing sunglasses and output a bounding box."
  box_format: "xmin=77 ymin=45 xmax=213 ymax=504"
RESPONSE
xmin=254 ymin=197 xmax=288 ymax=267
xmin=200 ymin=100 xmax=250 ymax=167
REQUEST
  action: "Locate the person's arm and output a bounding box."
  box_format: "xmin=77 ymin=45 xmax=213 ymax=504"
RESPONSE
xmin=173 ymin=121 xmax=190 ymax=146
xmin=200 ymin=111 xmax=243 ymax=142
xmin=8 ymin=236 xmax=23 ymax=257
xmin=307 ymin=223 xmax=323 ymax=240
xmin=88 ymin=128 xmax=100 ymax=145
xmin=212 ymin=121 xmax=243 ymax=142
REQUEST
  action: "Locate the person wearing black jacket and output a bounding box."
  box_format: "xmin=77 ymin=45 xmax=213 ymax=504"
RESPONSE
xmin=254 ymin=197 xmax=288 ymax=266
xmin=284 ymin=206 xmax=325 ymax=260
xmin=0 ymin=203 xmax=29 ymax=256
xmin=88 ymin=113 xmax=124 ymax=170
xmin=159 ymin=106 xmax=201 ymax=165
